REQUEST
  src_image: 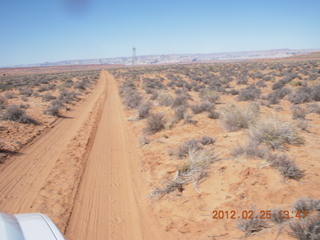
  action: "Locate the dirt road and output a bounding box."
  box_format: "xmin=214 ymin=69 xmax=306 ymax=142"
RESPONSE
xmin=0 ymin=71 xmax=170 ymax=240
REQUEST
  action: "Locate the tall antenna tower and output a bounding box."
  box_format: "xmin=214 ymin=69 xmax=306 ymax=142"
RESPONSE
xmin=132 ymin=47 xmax=137 ymax=65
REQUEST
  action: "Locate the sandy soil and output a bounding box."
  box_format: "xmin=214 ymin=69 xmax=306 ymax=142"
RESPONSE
xmin=0 ymin=71 xmax=171 ymax=239
xmin=1 ymin=60 xmax=319 ymax=240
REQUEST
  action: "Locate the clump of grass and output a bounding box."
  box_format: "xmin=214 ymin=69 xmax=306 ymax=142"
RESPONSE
xmin=144 ymin=113 xmax=165 ymax=134
xmin=249 ymin=118 xmax=303 ymax=150
xmin=2 ymin=104 xmax=38 ymax=124
xmin=220 ymin=104 xmax=259 ymax=131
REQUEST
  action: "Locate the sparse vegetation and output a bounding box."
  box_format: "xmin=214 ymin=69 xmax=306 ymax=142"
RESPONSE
xmin=221 ymin=104 xmax=259 ymax=131
xmin=111 ymin=59 xmax=320 ymax=239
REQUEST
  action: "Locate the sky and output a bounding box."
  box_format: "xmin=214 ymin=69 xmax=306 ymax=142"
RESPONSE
xmin=0 ymin=0 xmax=319 ymax=67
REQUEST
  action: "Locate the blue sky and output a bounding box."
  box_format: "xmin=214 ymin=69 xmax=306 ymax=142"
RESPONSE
xmin=0 ymin=0 xmax=319 ymax=67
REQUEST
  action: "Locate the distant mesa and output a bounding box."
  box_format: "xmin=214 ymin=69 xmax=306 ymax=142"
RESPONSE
xmin=6 ymin=48 xmax=320 ymax=68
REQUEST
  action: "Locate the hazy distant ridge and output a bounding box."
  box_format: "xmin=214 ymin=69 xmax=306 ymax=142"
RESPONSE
xmin=11 ymin=49 xmax=320 ymax=68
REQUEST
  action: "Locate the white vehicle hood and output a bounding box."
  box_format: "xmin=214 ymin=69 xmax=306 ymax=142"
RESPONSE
xmin=0 ymin=213 xmax=65 ymax=240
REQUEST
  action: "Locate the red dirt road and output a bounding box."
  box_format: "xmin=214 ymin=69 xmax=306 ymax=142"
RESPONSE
xmin=0 ymin=71 xmax=170 ymax=240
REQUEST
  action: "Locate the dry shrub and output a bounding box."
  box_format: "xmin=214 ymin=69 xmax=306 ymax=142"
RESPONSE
xmin=289 ymin=214 xmax=320 ymax=240
xmin=144 ymin=113 xmax=165 ymax=134
xmin=249 ymin=118 xmax=303 ymax=150
xmin=150 ymin=148 xmax=217 ymax=198
xmin=2 ymin=105 xmax=38 ymax=124
xmin=183 ymin=113 xmax=196 ymax=124
xmin=311 ymin=84 xmax=320 ymax=101
xmin=296 ymin=120 xmax=309 ymax=131
xmin=232 ymin=140 xmax=267 ymax=159
xmin=200 ymin=136 xmax=216 ymax=146
xmin=199 ymin=89 xmax=219 ymax=103
xmin=172 ymin=95 xmax=188 ymax=107
xmin=0 ymin=95 xmax=7 ymax=109
xmin=4 ymin=91 xmax=16 ymax=99
xmin=177 ymin=148 xmax=217 ymax=189
xmin=270 ymin=209 xmax=288 ymax=224
xmin=306 ymin=103 xmax=320 ymax=114
xmin=190 ymin=102 xmax=213 ymax=114
xmin=208 ymin=109 xmax=219 ymax=119
xmin=45 ymin=101 xmax=62 ymax=116
xmin=139 ymin=133 xmax=150 ymax=147
xmin=137 ymin=102 xmax=152 ymax=119
xmin=291 ymin=105 xmax=307 ymax=119
xmin=150 ymin=180 xmax=184 ymax=198
xmin=221 ymin=104 xmax=259 ymax=131
xmin=237 ymin=85 xmax=261 ymax=101
xmin=177 ymin=139 xmax=202 ymax=158
xmin=289 ymin=86 xmax=312 ymax=104
xmin=42 ymin=93 xmax=56 ymax=101
xmin=123 ymin=91 xmax=142 ymax=109
xmin=265 ymin=153 xmax=304 ymax=180
xmin=293 ymin=198 xmax=320 ymax=214
xmin=174 ymin=105 xmax=187 ymax=121
xmin=237 ymin=217 xmax=268 ymax=236
xmin=157 ymin=91 xmax=173 ymax=106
